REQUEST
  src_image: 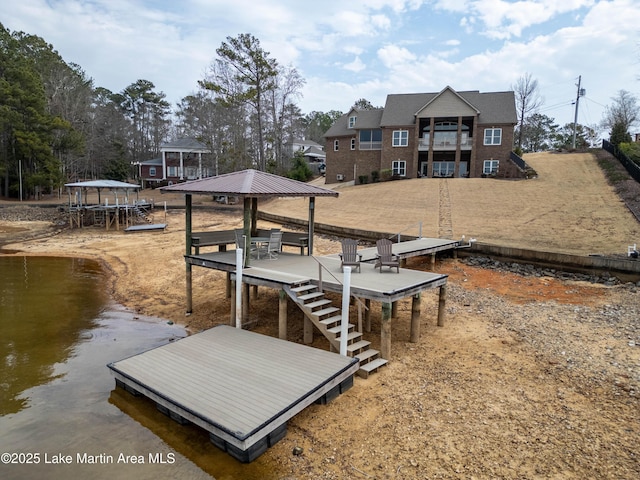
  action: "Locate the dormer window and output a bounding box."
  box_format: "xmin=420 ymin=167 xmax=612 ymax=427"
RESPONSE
xmin=348 ymin=115 xmax=357 ymax=128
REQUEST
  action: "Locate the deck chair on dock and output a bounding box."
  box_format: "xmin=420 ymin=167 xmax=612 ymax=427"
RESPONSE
xmin=263 ymin=230 xmax=282 ymax=259
xmin=374 ymin=238 xmax=400 ymax=273
xmin=339 ymin=238 xmax=362 ymax=272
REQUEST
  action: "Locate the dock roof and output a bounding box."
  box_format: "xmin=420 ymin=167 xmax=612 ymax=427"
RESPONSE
xmin=159 ymin=169 xmax=338 ymax=198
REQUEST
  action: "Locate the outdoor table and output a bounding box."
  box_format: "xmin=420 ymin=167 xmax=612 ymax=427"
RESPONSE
xmin=250 ymin=237 xmax=270 ymax=259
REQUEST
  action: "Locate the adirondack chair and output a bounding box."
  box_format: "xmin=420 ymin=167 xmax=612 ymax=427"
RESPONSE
xmin=375 ymin=238 xmax=400 ymax=273
xmin=339 ymin=238 xmax=362 ymax=272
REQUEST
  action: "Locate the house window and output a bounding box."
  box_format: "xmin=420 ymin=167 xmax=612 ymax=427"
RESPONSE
xmin=149 ymin=167 xmax=156 ymax=177
xmin=483 ymin=160 xmax=499 ymax=174
xmin=334 ymin=139 xmax=339 ymax=151
xmin=348 ymin=115 xmax=357 ymax=128
xmin=392 ymin=160 xmax=406 ymax=176
xmin=359 ymin=129 xmax=382 ymax=150
xmin=351 ymin=138 xmax=356 ymax=150
xmin=167 ymin=166 xmax=178 ymax=177
xmin=392 ymin=130 xmax=409 ymax=147
xmin=484 ymin=128 xmax=502 ymax=145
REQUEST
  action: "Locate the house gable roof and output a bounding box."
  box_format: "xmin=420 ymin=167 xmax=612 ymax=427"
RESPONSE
xmin=160 ymin=138 xmax=211 ymax=153
xmin=304 ymin=146 xmax=326 ymax=159
xmin=323 ymin=108 xmax=384 ymax=138
xmin=324 ymin=88 xmax=516 ymax=138
xmin=380 ymin=87 xmax=517 ymax=127
xmin=415 ymin=86 xmax=480 ymax=118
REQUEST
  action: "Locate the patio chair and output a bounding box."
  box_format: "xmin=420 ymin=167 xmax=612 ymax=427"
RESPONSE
xmin=339 ymin=238 xmax=362 ymax=272
xmin=263 ymin=230 xmax=282 ymax=259
xmin=374 ymin=238 xmax=400 ymax=273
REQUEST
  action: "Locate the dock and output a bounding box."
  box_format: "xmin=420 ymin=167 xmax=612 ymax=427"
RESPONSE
xmin=108 ymin=325 xmax=359 ymax=463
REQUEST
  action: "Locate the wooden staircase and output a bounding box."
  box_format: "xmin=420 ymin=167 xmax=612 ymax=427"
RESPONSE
xmin=133 ymin=205 xmax=153 ymax=224
xmin=285 ymin=281 xmax=388 ymax=378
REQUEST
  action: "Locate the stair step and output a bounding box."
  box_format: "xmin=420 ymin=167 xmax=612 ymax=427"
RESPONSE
xmin=314 ymin=307 xmax=339 ymax=318
xmin=319 ymin=315 xmax=342 ymax=328
xmin=290 ymin=284 xmax=317 ymax=293
xmin=336 ymin=331 xmax=362 ymax=344
xmin=357 ymin=358 xmax=389 ymax=379
xmin=326 ymin=323 xmax=354 ymax=335
xmin=305 ymin=299 xmax=332 ymax=310
xmin=347 ymin=340 xmax=371 ymax=355
xmin=355 ymin=348 xmax=379 ymax=364
xmin=297 ymin=292 xmax=325 ymax=302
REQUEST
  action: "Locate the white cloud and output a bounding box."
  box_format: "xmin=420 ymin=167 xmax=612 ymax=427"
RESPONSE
xmin=343 ymin=56 xmax=367 ymax=72
xmin=377 ymin=44 xmax=418 ymax=68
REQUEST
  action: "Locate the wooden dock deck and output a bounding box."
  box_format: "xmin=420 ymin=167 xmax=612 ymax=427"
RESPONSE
xmin=108 ymin=325 xmax=359 ymax=463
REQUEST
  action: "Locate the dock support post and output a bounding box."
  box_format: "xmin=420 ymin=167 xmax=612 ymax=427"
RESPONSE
xmin=430 ymin=253 xmax=436 ymax=270
xmin=235 ymin=248 xmax=243 ymax=328
xmin=185 ymin=194 xmax=193 ymax=315
xmin=226 ymin=272 xmax=231 ymax=299
xmin=437 ymin=285 xmax=447 ymax=327
xmin=278 ymin=290 xmax=287 ymax=340
xmin=381 ymin=302 xmax=392 ymax=360
xmin=242 ymin=283 xmax=250 ymax=326
xmin=186 ymin=264 xmax=192 ymax=315
xmin=391 ymin=301 xmax=398 ymax=318
xmin=303 ymin=317 xmax=313 ymax=344
xmin=365 ymin=299 xmax=371 ymax=333
xmin=230 ymin=280 xmax=236 ymax=326
xmin=410 ymin=293 xmax=421 ymax=343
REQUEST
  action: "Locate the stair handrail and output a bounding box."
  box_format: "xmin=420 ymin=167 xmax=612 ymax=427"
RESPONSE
xmin=311 ymin=256 xmax=368 ymax=314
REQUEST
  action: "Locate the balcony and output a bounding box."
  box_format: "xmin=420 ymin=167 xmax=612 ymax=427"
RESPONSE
xmin=418 ymin=134 xmax=473 ymax=151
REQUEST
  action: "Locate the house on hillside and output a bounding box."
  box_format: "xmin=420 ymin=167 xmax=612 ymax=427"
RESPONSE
xmin=139 ymin=138 xmax=212 ymax=188
xmin=323 ymin=86 xmax=526 ymax=183
xmin=289 ymin=139 xmax=326 ymax=174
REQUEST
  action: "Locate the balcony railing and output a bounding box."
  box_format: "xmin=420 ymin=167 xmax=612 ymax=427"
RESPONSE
xmin=418 ymin=135 xmax=473 ymax=151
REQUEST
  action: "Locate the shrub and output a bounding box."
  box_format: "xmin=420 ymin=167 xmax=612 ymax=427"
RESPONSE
xmin=371 ymin=170 xmax=380 ymax=182
xmin=358 ymin=175 xmax=368 ymax=184
xmin=618 ymin=142 xmax=640 ymax=166
xmin=380 ymin=169 xmax=393 ymax=181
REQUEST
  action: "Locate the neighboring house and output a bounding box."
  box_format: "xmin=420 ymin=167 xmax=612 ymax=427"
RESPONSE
xmin=290 ymin=138 xmax=325 ymax=169
xmin=139 ymin=138 xmax=212 ymax=188
xmin=323 ymin=86 xmax=525 ymax=183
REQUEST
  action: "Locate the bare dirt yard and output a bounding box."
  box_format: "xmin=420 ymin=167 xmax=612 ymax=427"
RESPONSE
xmin=1 ymin=151 xmax=639 ymax=479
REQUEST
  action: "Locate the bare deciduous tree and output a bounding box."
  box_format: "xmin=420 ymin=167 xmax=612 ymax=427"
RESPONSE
xmin=512 ymin=73 xmax=543 ymax=149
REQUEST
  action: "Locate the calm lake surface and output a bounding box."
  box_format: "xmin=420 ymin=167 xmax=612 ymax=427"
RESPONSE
xmin=0 ymin=256 xmax=278 ymax=480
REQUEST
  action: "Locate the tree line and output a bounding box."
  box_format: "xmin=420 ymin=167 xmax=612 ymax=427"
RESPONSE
xmin=2 ymin=24 xmax=636 ymax=200
xmin=0 ymin=27 xmax=342 ymax=199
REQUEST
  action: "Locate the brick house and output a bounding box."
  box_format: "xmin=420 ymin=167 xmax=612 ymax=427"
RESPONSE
xmin=323 ymin=86 xmax=525 ymax=183
xmin=139 ymin=138 xmax=212 ymax=188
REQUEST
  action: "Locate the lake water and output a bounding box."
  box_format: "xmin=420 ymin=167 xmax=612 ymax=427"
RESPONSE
xmin=0 ymin=256 xmax=279 ymax=480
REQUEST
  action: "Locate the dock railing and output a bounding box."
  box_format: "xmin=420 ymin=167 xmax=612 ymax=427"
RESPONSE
xmin=389 ymin=221 xmax=423 ymax=243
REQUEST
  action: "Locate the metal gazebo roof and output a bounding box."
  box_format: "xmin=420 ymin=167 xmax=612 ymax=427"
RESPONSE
xmin=158 ymin=169 xmax=338 ymax=198
xmin=64 ymin=180 xmax=141 ymax=189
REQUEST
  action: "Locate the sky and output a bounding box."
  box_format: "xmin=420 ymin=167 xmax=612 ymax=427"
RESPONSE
xmin=2 ymin=0 xmax=640 ymax=134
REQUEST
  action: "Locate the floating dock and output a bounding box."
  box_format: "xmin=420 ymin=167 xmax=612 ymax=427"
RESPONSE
xmin=108 ymin=325 xmax=359 ymax=462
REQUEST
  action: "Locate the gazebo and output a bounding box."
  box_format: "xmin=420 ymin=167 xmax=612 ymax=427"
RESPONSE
xmin=64 ymin=180 xmax=144 ymax=229
xmin=160 ymin=169 xmax=338 ymax=258
xmin=160 ymin=169 xmax=339 ymax=311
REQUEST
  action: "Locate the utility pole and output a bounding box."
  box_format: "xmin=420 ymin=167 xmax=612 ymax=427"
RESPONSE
xmin=572 ymin=75 xmax=585 ymax=149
